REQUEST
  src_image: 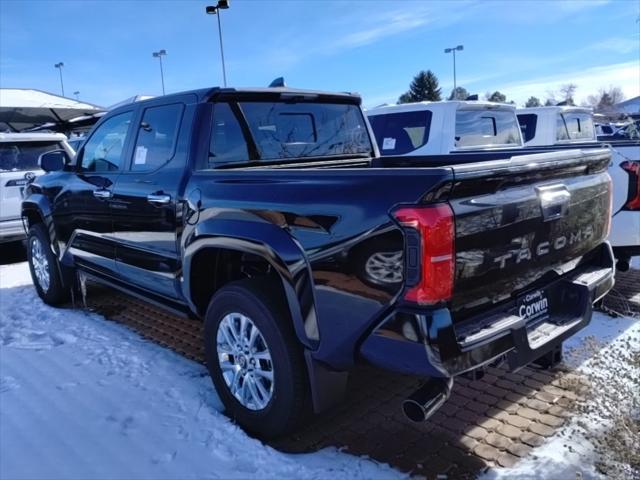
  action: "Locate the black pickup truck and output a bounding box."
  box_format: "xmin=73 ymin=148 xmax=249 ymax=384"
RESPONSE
xmin=22 ymin=87 xmax=614 ymax=438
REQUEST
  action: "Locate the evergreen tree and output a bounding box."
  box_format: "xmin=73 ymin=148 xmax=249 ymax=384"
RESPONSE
xmin=486 ymin=91 xmax=507 ymax=103
xmin=525 ymin=96 xmax=541 ymax=108
xmin=398 ymin=70 xmax=442 ymax=103
xmin=448 ymin=86 xmax=469 ymax=101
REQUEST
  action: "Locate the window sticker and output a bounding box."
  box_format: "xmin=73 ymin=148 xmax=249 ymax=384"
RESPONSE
xmin=134 ymin=146 xmax=148 ymax=165
xmin=382 ymin=137 xmax=396 ymax=150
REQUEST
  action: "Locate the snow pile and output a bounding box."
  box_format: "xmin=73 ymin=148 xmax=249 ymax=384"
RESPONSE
xmin=0 ymin=263 xmax=404 ymax=480
xmin=482 ymin=311 xmax=639 ymax=479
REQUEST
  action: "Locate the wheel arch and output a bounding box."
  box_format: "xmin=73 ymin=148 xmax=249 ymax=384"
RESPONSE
xmin=183 ymin=220 xmax=319 ymax=351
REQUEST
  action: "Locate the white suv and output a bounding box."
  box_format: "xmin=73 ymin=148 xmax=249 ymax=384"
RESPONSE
xmin=0 ymin=133 xmax=74 ymax=243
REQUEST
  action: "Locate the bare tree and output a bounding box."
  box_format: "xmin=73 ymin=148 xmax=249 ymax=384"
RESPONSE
xmin=586 ymin=86 xmax=626 ymax=113
xmin=558 ymin=83 xmax=577 ymax=105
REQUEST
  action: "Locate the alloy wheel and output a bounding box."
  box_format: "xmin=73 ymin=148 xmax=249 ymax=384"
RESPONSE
xmin=216 ymin=312 xmax=274 ymax=411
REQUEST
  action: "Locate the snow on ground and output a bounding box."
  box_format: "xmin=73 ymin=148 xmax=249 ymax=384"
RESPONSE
xmin=0 ymin=262 xmax=404 ymax=480
xmin=482 ymin=309 xmax=639 ymax=479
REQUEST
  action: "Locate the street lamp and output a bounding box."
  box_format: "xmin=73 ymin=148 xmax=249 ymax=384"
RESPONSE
xmin=152 ymin=49 xmax=167 ymax=95
xmin=73 ymin=91 xmax=80 ymax=101
xmin=443 ymin=45 xmax=463 ymax=94
xmin=54 ymin=62 xmax=65 ymax=97
xmin=205 ymin=0 xmax=230 ymax=87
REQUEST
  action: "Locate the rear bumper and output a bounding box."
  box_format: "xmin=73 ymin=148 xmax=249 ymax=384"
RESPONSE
xmin=0 ymin=218 xmax=26 ymax=243
xmin=360 ymin=242 xmax=615 ymax=378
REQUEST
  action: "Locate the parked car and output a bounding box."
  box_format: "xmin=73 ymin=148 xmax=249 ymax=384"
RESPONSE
xmin=517 ymin=106 xmax=640 ymax=270
xmin=23 ymin=87 xmax=614 ymax=438
xmin=0 ymin=132 xmax=74 ymax=244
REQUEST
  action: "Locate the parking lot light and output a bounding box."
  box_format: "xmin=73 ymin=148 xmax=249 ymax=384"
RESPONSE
xmin=443 ymin=45 xmax=464 ymax=94
xmin=205 ymin=1 xmax=230 ymax=87
xmin=152 ymin=49 xmax=167 ymax=95
xmin=54 ymin=62 xmax=65 ymax=97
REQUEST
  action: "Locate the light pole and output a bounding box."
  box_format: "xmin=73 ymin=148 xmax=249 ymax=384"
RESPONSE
xmin=205 ymin=0 xmax=230 ymax=87
xmin=444 ymin=45 xmax=463 ymax=94
xmin=54 ymin=62 xmax=65 ymax=97
xmin=152 ymin=49 xmax=167 ymax=95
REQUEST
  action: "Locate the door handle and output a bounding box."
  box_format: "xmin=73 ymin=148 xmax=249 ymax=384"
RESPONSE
xmin=147 ymin=193 xmax=171 ymax=206
xmin=93 ymin=189 xmax=113 ymax=200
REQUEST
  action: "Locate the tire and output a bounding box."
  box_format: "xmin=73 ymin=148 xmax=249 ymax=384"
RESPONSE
xmin=351 ymin=237 xmax=403 ymax=289
xmin=26 ymin=223 xmax=70 ymax=306
xmin=203 ymin=278 xmax=310 ymax=438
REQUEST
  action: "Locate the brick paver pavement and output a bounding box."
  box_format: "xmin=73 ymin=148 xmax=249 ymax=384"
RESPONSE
xmin=83 ymin=268 xmax=640 ymax=479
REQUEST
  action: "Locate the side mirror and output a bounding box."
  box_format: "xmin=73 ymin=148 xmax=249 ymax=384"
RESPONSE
xmin=39 ymin=150 xmax=70 ymax=172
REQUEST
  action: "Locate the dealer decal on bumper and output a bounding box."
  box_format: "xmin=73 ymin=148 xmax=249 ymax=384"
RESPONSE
xmin=517 ymin=290 xmax=550 ymax=322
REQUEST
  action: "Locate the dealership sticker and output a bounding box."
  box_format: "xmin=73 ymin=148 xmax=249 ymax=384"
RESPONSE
xmin=134 ymin=146 xmax=148 ymax=165
xmin=382 ymin=137 xmax=396 ymax=150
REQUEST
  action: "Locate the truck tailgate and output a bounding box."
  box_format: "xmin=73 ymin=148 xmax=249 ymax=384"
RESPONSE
xmin=446 ymin=149 xmax=611 ymax=319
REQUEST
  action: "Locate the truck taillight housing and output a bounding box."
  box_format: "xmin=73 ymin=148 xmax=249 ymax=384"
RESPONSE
xmin=621 ymin=160 xmax=640 ymax=211
xmin=393 ymin=204 xmax=455 ymax=305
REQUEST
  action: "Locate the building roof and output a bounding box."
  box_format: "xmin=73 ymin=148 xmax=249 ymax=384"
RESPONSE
xmin=0 ymin=88 xmax=105 ymax=132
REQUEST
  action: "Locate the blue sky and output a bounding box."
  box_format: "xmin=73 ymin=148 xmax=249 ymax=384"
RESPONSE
xmin=1 ymin=0 xmax=638 ymax=108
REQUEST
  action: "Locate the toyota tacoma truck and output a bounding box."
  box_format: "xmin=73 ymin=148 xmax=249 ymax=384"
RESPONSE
xmin=23 ymin=87 xmax=614 ymax=438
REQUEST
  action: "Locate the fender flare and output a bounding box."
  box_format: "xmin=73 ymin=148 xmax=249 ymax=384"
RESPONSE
xmin=182 ymin=219 xmax=319 ymax=350
xmin=21 ymin=194 xmax=58 ymax=254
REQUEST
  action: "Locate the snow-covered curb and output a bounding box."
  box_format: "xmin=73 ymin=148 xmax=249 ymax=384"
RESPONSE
xmin=481 ymin=311 xmax=639 ymax=479
xmin=0 ymin=263 xmax=405 ymax=480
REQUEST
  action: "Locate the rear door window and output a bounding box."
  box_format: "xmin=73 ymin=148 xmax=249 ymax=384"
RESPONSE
xmin=368 ymin=110 xmax=432 ymax=155
xmin=455 ymin=109 xmax=521 ymax=148
xmin=131 ymin=103 xmax=183 ymax=172
xmin=0 ymin=141 xmax=62 ymax=171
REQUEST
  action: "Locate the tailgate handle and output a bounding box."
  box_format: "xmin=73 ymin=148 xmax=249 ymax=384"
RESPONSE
xmin=536 ymin=185 xmax=570 ymax=222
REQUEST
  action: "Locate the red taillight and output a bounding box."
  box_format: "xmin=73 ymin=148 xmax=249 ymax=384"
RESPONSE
xmin=393 ymin=204 xmax=455 ymax=305
xmin=621 ymin=160 xmax=640 ymax=210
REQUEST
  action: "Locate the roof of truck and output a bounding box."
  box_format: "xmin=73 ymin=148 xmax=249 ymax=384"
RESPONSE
xmin=110 ymin=87 xmax=362 ymax=113
xmin=517 ymin=106 xmax=593 ymax=115
xmin=0 ymin=132 xmax=68 ymax=142
xmin=366 ymin=100 xmax=516 ymax=116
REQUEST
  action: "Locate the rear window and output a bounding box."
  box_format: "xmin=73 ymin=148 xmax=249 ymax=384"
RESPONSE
xmin=517 ymin=114 xmax=538 ymax=143
xmin=557 ymin=113 xmax=595 ymax=141
xmin=455 ymin=109 xmax=521 ymax=148
xmin=0 ymin=141 xmax=62 ymax=171
xmin=239 ymin=102 xmax=372 ymax=162
xmin=368 ymin=110 xmax=431 ymax=155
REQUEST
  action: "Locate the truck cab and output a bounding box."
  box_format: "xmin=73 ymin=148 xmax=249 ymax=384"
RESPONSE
xmin=366 ymin=100 xmax=523 ymax=156
xmin=516 ymin=106 xmax=596 ymax=146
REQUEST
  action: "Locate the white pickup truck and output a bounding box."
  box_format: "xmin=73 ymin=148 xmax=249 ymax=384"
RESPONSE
xmin=366 ymin=102 xmax=639 ymax=270
xmin=517 ymin=106 xmax=640 ymax=270
xmin=0 ymin=132 xmax=74 ymax=243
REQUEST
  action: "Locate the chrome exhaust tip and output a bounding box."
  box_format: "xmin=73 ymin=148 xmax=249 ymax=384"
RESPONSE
xmin=402 ymin=377 xmax=454 ymax=422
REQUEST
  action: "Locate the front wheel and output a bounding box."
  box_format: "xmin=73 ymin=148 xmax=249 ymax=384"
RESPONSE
xmin=26 ymin=224 xmax=70 ymax=306
xmin=203 ymin=278 xmax=310 ymax=438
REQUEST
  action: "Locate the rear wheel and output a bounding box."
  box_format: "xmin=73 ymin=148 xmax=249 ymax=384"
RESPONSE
xmin=26 ymin=224 xmax=70 ymax=306
xmin=203 ymin=278 xmax=309 ymax=438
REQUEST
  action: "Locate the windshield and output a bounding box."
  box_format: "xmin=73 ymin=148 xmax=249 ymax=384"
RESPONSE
xmin=238 ymin=102 xmax=372 ymax=162
xmin=455 ymin=109 xmax=522 ymax=148
xmin=0 ymin=141 xmax=62 ymax=172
